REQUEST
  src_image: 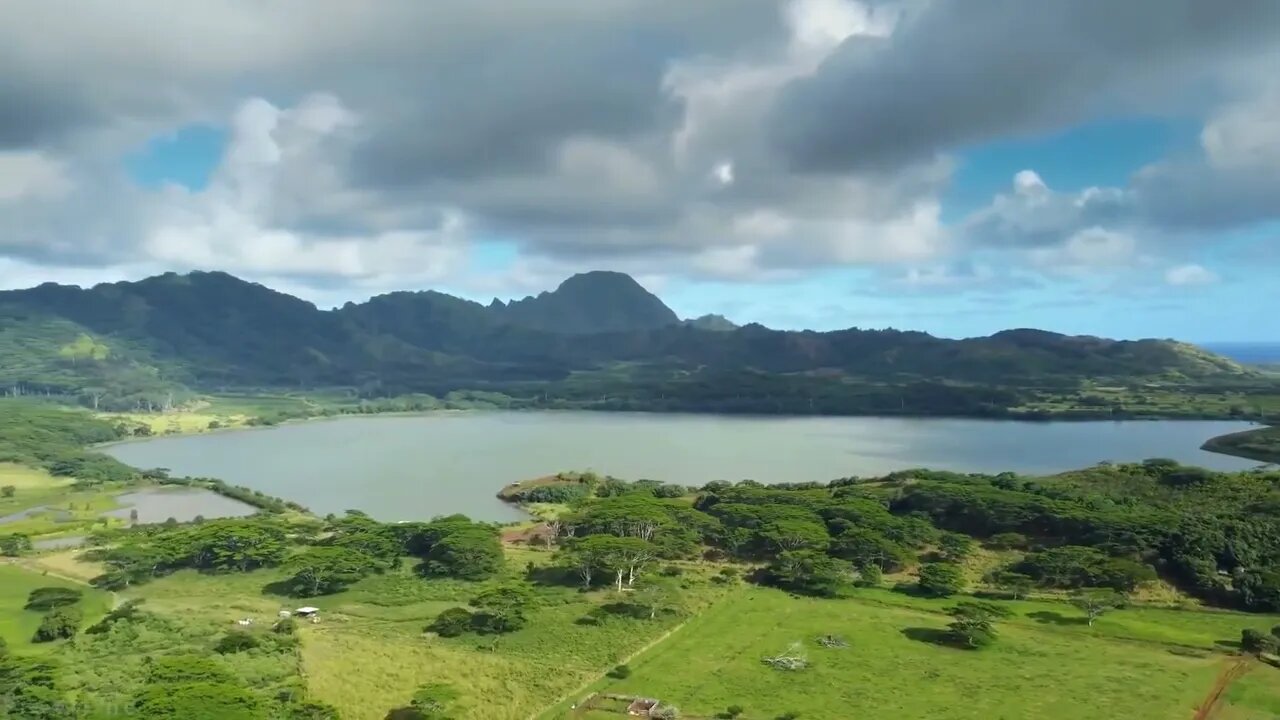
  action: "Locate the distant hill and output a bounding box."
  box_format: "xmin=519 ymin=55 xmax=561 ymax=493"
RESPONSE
xmin=684 ymin=314 xmax=738 ymax=332
xmin=490 ymin=271 xmax=680 ymax=334
xmin=0 ymin=270 xmax=1258 ymax=413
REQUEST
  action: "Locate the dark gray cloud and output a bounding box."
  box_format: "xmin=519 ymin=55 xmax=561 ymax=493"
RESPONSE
xmin=769 ymin=0 xmax=1280 ymax=172
xmin=1 ymin=0 xmax=1278 ymax=297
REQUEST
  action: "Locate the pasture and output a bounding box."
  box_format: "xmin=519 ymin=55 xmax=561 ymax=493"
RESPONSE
xmin=0 ymin=564 xmax=112 ymax=652
xmin=546 ymin=586 xmax=1280 ymax=720
xmin=75 ymin=548 xmax=724 ymax=720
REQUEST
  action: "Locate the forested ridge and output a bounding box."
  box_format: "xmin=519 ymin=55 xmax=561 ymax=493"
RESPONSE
xmin=0 ymin=269 xmax=1265 ymax=417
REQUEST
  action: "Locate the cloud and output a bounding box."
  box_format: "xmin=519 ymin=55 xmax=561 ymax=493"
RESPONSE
xmin=0 ymin=151 xmax=72 ymax=201
xmin=769 ymin=0 xmax=1280 ymax=172
xmin=1164 ymin=263 xmax=1219 ymax=287
xmin=143 ymin=95 xmax=468 ymax=287
xmin=0 ymin=0 xmax=1277 ymax=308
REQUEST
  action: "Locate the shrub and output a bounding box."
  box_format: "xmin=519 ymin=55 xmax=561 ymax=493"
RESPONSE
xmin=917 ymin=563 xmax=965 ymax=597
xmin=608 ymin=664 xmax=631 ymax=679
xmin=987 ymin=532 xmax=1028 ymax=550
xmin=428 ymin=607 xmax=473 ymax=638
xmin=32 ymin=606 xmax=82 ymax=642
xmin=214 ymin=629 xmax=260 ymax=654
xmin=25 ymin=586 xmax=83 ymax=611
xmin=1242 ymin=629 xmax=1279 ymax=655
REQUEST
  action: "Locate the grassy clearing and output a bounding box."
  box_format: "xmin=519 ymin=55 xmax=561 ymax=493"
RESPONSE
xmin=0 ymin=564 xmax=112 ymax=653
xmin=19 ymin=548 xmax=108 ymax=583
xmin=0 ymin=462 xmax=70 ymax=490
xmin=544 ymin=586 xmax=1280 ymax=720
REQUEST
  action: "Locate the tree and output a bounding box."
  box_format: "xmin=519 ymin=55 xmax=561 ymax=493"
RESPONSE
xmin=32 ymin=606 xmax=81 ymax=642
xmin=992 ymin=571 xmax=1035 ymax=600
xmin=1 ymin=485 xmax=14 ymax=498
xmin=561 ymin=535 xmax=652 ymax=591
xmin=286 ymin=546 xmax=375 ymax=596
xmin=0 ymin=533 xmax=33 ymax=557
xmin=427 ymin=607 xmax=473 ymax=638
xmin=917 ymin=563 xmax=965 ymax=597
xmin=764 ymin=550 xmax=850 ymax=597
xmin=632 ymin=581 xmax=682 ymax=620
xmin=946 ymin=603 xmax=998 ymax=649
xmin=855 ymin=562 xmax=883 ymax=587
xmin=470 ymin=584 xmax=534 ymax=634
xmin=421 ymin=525 xmax=503 ymax=580
xmin=830 ymin=527 xmax=912 ymax=572
xmin=24 ymin=586 xmax=83 ymax=611
xmin=1069 ymin=589 xmax=1126 ymax=627
xmin=938 ymin=532 xmax=974 ymax=562
xmin=759 ymin=518 xmax=830 ymax=553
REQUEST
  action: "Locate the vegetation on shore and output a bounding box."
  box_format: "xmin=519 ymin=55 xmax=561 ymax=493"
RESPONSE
xmin=5 ymin=400 xmax=1280 ymax=718
xmin=1203 ymin=425 xmax=1280 ymax=465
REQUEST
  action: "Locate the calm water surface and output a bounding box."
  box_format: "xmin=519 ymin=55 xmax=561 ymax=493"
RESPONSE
xmin=104 ymin=413 xmax=1261 ymax=522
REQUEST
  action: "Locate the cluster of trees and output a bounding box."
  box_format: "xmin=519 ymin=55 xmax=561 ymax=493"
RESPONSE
xmin=0 ymin=401 xmax=135 ymax=486
xmin=889 ymin=461 xmax=1280 ymax=611
xmin=88 ymin=518 xmax=292 ymax=589
xmin=694 ymin=482 xmax=942 ymax=598
xmin=146 ymin=470 xmax=309 ymax=515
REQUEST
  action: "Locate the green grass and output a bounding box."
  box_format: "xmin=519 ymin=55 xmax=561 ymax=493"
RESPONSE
xmin=0 ymin=564 xmax=112 ymax=652
xmin=116 ymin=551 xmax=725 ymax=720
xmin=542 ymin=585 xmax=1280 ymax=720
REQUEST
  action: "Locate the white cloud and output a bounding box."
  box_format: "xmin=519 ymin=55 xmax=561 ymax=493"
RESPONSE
xmin=0 ymin=152 xmax=73 ymax=201
xmin=1164 ymin=263 xmax=1219 ymax=286
xmin=142 ymin=95 xmax=468 ymax=285
xmin=1028 ymin=227 xmax=1139 ymax=275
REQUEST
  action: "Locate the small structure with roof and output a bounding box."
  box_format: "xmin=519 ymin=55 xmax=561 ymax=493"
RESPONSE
xmin=626 ymin=698 xmax=660 ymax=716
xmin=294 ymin=606 xmax=320 ymax=617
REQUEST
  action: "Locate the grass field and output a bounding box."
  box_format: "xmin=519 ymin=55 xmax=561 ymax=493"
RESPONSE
xmin=66 ymin=547 xmax=724 ymax=720
xmin=0 ymin=564 xmax=112 ymax=652
xmin=6 ymin=542 xmax=1280 ymax=720
xmin=544 ymin=586 xmax=1280 ymax=720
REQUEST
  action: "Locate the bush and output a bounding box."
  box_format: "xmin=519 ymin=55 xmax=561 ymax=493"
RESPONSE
xmin=722 ymin=706 xmax=745 ymax=719
xmin=25 ymin=586 xmax=83 ymax=611
xmin=917 ymin=563 xmax=965 ymax=597
xmin=1241 ymin=629 xmax=1279 ymax=655
xmin=652 ymin=706 xmax=681 ymax=720
xmin=428 ymin=607 xmax=473 ymax=638
xmin=608 ymin=664 xmax=631 ymax=679
xmin=32 ymin=606 xmax=82 ymax=642
xmin=214 ymin=629 xmax=260 ymax=654
xmin=987 ymin=532 xmax=1028 ymax=550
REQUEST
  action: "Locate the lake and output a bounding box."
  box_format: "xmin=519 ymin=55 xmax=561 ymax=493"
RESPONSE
xmin=103 ymin=412 xmax=1262 ymax=522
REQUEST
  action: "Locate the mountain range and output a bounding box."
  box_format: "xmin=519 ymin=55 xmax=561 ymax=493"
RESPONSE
xmin=0 ymin=270 xmax=1253 ymax=414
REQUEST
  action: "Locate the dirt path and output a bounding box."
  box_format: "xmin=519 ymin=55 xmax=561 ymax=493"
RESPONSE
xmin=1192 ymin=657 xmax=1252 ymax=720
xmin=529 ymin=619 xmax=692 ymax=720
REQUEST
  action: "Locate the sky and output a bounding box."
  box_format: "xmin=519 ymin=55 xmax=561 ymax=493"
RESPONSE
xmin=1 ymin=0 xmax=1278 ymax=341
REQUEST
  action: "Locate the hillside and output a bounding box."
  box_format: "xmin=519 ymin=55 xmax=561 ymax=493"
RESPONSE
xmin=0 ymin=270 xmax=1260 ymax=414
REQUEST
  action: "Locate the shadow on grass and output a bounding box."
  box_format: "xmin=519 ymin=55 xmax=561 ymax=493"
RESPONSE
xmin=261 ymin=579 xmax=295 ymax=597
xmin=1026 ymin=611 xmax=1088 ymax=626
xmin=901 ymin=627 xmax=954 ymax=646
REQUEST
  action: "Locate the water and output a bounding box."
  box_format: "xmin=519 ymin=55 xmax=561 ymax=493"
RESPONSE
xmin=103 ymin=412 xmax=1262 ymax=522
xmin=104 ymin=487 xmax=258 ymax=524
